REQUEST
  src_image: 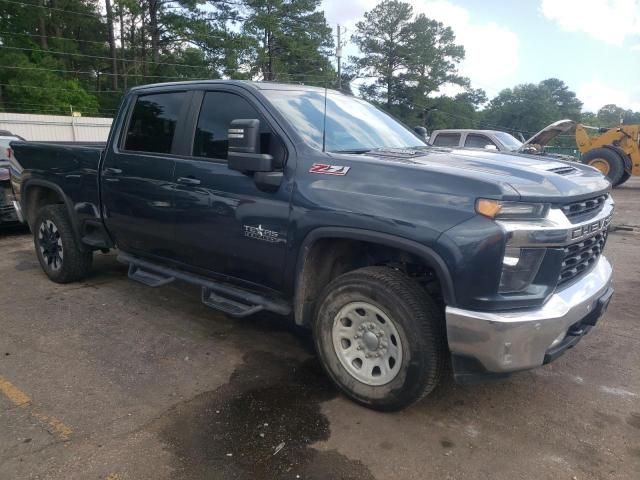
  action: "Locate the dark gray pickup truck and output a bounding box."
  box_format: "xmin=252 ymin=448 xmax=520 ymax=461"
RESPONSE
xmin=9 ymin=81 xmax=614 ymax=410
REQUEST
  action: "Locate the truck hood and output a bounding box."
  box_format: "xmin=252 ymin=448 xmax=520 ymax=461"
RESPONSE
xmin=352 ymin=147 xmax=610 ymax=202
xmin=519 ymin=119 xmax=576 ymax=151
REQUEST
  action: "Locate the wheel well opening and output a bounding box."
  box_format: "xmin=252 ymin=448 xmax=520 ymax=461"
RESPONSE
xmin=24 ymin=186 xmax=64 ymax=228
xmin=295 ymin=238 xmax=444 ymax=326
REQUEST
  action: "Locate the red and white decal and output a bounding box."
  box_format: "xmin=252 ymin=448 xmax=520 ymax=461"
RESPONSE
xmin=309 ymin=163 xmax=351 ymax=176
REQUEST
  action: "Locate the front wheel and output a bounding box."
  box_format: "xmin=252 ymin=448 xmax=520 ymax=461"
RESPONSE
xmin=33 ymin=205 xmax=93 ymax=283
xmin=313 ymin=266 xmax=446 ymax=411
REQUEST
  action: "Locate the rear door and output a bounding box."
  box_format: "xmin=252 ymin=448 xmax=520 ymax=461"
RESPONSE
xmin=101 ymin=90 xmax=190 ymax=259
xmin=171 ymin=88 xmax=292 ymax=291
xmin=463 ymin=133 xmax=498 ymax=149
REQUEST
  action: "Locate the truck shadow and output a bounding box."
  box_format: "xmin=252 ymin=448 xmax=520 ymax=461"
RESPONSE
xmin=153 ymin=350 xmax=375 ymax=480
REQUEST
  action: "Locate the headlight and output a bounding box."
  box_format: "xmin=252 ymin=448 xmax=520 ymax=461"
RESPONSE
xmin=499 ymin=247 xmax=546 ymax=293
xmin=476 ymin=199 xmax=549 ymax=220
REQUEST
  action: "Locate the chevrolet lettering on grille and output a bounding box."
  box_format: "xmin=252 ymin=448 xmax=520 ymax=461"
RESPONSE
xmin=570 ymin=214 xmax=613 ymax=241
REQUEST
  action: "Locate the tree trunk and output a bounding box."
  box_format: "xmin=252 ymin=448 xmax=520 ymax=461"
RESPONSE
xmin=119 ymin=5 xmax=127 ymax=90
xmin=105 ymin=0 xmax=118 ymax=89
xmin=141 ymin=14 xmax=148 ymax=76
xmin=148 ymin=0 xmax=160 ymax=64
xmin=38 ymin=0 xmax=48 ymax=49
xmin=266 ymin=30 xmax=273 ymax=81
xmin=49 ymin=0 xmax=61 ymax=37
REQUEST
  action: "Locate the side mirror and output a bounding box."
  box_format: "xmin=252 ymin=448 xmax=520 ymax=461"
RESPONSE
xmin=227 ymin=119 xmax=274 ymax=172
xmin=484 ymin=144 xmax=498 ymax=151
xmin=414 ymin=126 xmax=428 ymax=140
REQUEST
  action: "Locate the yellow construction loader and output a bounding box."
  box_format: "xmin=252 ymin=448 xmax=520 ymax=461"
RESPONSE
xmin=577 ymin=124 xmax=640 ymax=187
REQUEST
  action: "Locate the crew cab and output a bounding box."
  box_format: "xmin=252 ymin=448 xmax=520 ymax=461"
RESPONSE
xmin=8 ymin=81 xmax=614 ymax=410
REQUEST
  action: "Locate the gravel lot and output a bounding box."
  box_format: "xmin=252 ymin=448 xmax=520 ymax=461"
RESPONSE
xmin=1 ymin=178 xmax=639 ymax=480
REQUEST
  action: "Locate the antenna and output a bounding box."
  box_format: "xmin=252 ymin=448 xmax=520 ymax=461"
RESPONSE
xmin=322 ymin=85 xmax=328 ymax=152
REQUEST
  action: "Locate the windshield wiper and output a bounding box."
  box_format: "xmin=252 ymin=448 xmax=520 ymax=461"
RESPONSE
xmin=328 ymin=148 xmax=371 ymax=154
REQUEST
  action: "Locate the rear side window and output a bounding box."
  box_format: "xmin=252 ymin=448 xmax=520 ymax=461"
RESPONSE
xmin=193 ymin=92 xmax=269 ymax=160
xmin=464 ymin=134 xmax=497 ymax=149
xmin=432 ymin=133 xmax=461 ymax=147
xmin=124 ymin=92 xmax=186 ymax=154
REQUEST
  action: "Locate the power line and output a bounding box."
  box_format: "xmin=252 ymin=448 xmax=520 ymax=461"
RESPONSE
xmin=0 ymin=30 xmax=109 ymax=46
xmin=0 ymin=0 xmax=103 ymax=19
xmin=0 ymin=64 xmax=213 ymax=80
xmin=0 ymin=83 xmax=121 ymax=94
xmin=0 ymin=45 xmax=335 ymax=75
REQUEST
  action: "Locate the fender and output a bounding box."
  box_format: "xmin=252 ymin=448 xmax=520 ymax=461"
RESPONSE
xmin=602 ymin=145 xmax=632 ymax=172
xmin=293 ymin=227 xmax=456 ymax=326
xmin=21 ymin=179 xmax=85 ymax=249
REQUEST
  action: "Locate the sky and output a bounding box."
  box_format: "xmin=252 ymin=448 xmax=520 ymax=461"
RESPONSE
xmin=321 ymin=0 xmax=640 ymax=112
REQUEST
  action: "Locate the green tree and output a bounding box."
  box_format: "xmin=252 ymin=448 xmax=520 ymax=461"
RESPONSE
xmin=241 ymin=0 xmax=335 ymax=84
xmin=539 ymin=78 xmax=582 ymax=120
xmin=351 ymin=0 xmax=414 ymax=108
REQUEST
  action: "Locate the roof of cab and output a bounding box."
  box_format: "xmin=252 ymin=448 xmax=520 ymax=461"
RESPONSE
xmin=129 ymin=79 xmax=332 ymax=94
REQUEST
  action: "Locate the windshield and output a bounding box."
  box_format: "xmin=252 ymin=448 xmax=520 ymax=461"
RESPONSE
xmin=261 ymin=89 xmax=426 ymax=152
xmin=494 ymin=131 xmax=523 ymax=151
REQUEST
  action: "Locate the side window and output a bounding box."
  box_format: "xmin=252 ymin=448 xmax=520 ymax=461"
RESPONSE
xmin=124 ymin=92 xmax=186 ymax=154
xmin=193 ymin=92 xmax=271 ymax=160
xmin=464 ymin=134 xmax=497 ymax=149
xmin=432 ymin=133 xmax=461 ymax=147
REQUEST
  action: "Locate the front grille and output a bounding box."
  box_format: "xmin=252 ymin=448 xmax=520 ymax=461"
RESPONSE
xmin=560 ymin=194 xmax=608 ymax=220
xmin=558 ymin=231 xmax=607 ymax=287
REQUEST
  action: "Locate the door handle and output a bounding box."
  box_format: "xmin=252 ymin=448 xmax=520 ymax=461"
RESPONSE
xmin=104 ymin=167 xmax=122 ymax=175
xmin=176 ymin=176 xmax=201 ymax=186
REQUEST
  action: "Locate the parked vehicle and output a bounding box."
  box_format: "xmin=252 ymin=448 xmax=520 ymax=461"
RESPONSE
xmin=9 ymin=81 xmax=614 ymax=410
xmin=0 ymin=131 xmax=23 ymax=226
xmin=430 ymin=120 xmax=576 ymax=159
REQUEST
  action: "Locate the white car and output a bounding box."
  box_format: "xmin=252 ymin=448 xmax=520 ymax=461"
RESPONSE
xmin=0 ymin=131 xmax=24 ymax=226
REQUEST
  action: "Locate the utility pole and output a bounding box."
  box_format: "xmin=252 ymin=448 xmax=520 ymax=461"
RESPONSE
xmin=336 ymin=24 xmax=346 ymax=90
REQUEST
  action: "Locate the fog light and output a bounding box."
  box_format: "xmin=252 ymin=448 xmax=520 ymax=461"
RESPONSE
xmin=499 ymin=247 xmax=546 ymax=293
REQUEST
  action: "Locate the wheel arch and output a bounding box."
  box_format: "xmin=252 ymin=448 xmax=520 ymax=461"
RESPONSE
xmin=22 ymin=180 xmax=82 ymax=245
xmin=293 ymin=227 xmax=455 ymax=327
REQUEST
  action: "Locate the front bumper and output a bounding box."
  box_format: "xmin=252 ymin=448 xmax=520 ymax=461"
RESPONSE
xmin=446 ymin=255 xmax=613 ymax=381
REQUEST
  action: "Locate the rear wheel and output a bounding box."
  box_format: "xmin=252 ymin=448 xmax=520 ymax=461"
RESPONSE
xmin=313 ymin=266 xmax=445 ymax=411
xmin=581 ymin=147 xmax=625 ymax=185
xmin=33 ymin=205 xmax=93 ymax=283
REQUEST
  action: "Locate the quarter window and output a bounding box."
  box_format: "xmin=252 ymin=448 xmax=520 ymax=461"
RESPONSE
xmin=432 ymin=133 xmax=461 ymax=147
xmin=124 ymin=92 xmax=185 ymax=154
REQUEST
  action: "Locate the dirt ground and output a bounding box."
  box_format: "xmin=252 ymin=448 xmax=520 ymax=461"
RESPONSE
xmin=1 ymin=178 xmax=639 ymax=480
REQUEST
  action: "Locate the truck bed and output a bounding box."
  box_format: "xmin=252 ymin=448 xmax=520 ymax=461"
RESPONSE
xmin=9 ymin=141 xmax=104 ymax=233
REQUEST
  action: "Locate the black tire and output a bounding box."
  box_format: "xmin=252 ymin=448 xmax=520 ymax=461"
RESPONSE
xmin=33 ymin=204 xmax=93 ymax=283
xmin=614 ymin=170 xmax=631 ymax=187
xmin=581 ymin=148 xmax=625 ymax=185
xmin=313 ymin=266 xmax=446 ymax=411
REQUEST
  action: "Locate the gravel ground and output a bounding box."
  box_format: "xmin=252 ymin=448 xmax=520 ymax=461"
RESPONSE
xmin=0 ymin=178 xmax=639 ymax=480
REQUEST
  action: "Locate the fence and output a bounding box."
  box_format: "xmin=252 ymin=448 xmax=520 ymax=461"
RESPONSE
xmin=543 ymin=146 xmax=581 ymax=159
xmin=0 ymin=112 xmax=113 ymax=142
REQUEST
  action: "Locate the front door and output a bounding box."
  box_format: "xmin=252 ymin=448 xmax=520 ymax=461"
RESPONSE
xmin=172 ymin=89 xmax=292 ymax=291
xmin=101 ymin=90 xmax=188 ymax=259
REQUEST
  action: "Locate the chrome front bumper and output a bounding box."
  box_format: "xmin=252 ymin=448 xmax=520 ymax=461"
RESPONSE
xmin=446 ymin=255 xmax=613 ymax=375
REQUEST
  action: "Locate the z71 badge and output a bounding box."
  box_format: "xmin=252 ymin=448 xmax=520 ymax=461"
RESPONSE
xmin=309 ymin=163 xmax=351 ymax=176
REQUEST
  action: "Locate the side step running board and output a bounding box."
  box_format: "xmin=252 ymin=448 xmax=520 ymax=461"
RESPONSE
xmin=118 ymin=252 xmax=291 ymax=318
xmin=128 ymin=264 xmax=175 ymax=287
